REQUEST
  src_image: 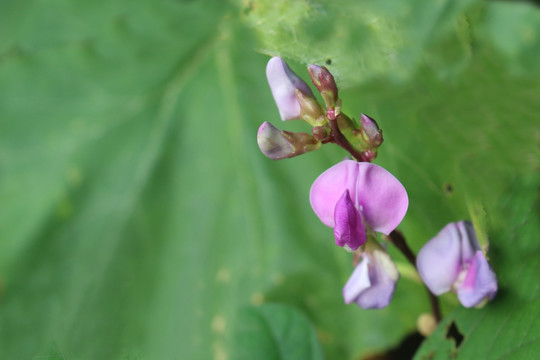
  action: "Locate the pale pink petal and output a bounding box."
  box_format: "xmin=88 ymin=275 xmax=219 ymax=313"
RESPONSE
xmin=257 ymin=122 xmax=294 ymax=160
xmin=266 ymin=57 xmax=313 ymax=121
xmin=343 ymin=256 xmax=371 ymax=304
xmin=417 ymin=223 xmax=462 ymax=295
xmin=310 ymin=160 xmax=359 ymax=227
xmin=343 ymin=249 xmax=399 ymax=309
xmin=353 ymin=162 xmax=408 ymax=234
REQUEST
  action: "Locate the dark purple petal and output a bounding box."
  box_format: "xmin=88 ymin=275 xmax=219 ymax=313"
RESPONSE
xmin=333 ymin=190 xmax=366 ymax=250
xmin=417 ymin=223 xmax=462 ymax=295
xmin=457 ymin=251 xmax=498 ymax=308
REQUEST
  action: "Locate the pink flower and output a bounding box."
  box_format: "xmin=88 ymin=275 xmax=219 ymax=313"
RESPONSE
xmin=416 ymin=221 xmax=498 ymax=308
xmin=343 ymin=245 xmax=399 ymax=309
xmin=310 ymin=160 xmax=409 ymax=251
xmin=266 ymin=57 xmax=314 ymax=121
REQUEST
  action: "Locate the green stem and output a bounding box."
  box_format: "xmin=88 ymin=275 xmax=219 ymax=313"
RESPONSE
xmin=328 ymin=117 xmax=370 ymax=162
xmin=388 ymin=230 xmax=442 ymax=323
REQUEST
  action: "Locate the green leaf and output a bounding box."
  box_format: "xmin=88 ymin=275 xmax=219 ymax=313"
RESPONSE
xmin=234 ymin=304 xmax=324 ymax=360
xmin=476 ymin=1 xmax=540 ymax=75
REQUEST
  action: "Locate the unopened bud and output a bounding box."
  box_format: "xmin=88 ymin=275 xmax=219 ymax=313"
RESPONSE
xmin=336 ymin=114 xmax=379 ymax=160
xmin=266 ymin=57 xmax=316 ymax=122
xmin=295 ymin=89 xmax=325 ymax=126
xmin=308 ymin=64 xmax=339 ymax=109
xmin=336 ymin=114 xmax=357 ymax=139
xmin=360 ymin=114 xmax=383 ymax=148
xmin=417 ymin=313 xmax=437 ymax=337
xmin=257 ymin=122 xmax=321 ymax=160
xmin=312 ymin=126 xmax=330 ymax=141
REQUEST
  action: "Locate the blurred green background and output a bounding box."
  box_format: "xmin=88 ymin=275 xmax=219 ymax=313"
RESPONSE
xmin=1 ymin=0 xmax=539 ymax=359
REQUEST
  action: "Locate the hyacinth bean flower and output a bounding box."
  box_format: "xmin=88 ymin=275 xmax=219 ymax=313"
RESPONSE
xmin=343 ymin=243 xmax=400 ymax=309
xmin=416 ymin=221 xmax=498 ymax=308
xmin=257 ymin=121 xmax=321 ymax=160
xmin=266 ymin=56 xmax=320 ymax=122
xmin=310 ymin=160 xmax=409 ymax=251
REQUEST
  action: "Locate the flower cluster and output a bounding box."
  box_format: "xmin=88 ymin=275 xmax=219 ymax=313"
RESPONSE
xmin=257 ymin=56 xmax=498 ymax=314
xmin=258 ymin=57 xmax=382 ymax=162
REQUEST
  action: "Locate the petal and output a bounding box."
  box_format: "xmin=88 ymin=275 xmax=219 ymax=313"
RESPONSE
xmin=310 ymin=160 xmax=408 ymax=234
xmin=266 ymin=57 xmax=313 ymax=121
xmin=417 ymin=223 xmax=462 ymax=295
xmin=353 ymin=162 xmax=408 ymax=234
xmin=310 ymin=160 xmax=359 ymax=227
xmin=333 ymin=190 xmax=366 ymax=250
xmin=343 ymin=255 xmax=371 ymax=304
xmin=456 ymin=220 xmax=481 ymax=264
xmin=457 ymin=251 xmax=498 ymax=308
xmin=257 ymin=122 xmax=294 ymax=160
xmin=343 ymin=249 xmax=399 ymax=309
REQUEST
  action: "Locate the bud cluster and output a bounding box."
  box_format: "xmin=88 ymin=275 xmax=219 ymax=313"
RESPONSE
xmin=258 ymin=57 xmax=383 ymax=161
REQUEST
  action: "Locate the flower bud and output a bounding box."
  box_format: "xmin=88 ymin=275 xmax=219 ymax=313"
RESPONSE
xmin=359 ymin=114 xmax=383 ymax=148
xmin=294 ymin=89 xmax=325 ymax=125
xmin=311 ymin=126 xmax=330 ymax=141
xmin=257 ymin=122 xmax=321 ymax=160
xmin=308 ymin=64 xmax=339 ymax=109
xmin=266 ymin=57 xmax=316 ymax=121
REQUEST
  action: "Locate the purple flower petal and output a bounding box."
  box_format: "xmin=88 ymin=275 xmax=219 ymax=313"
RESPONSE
xmin=457 ymin=251 xmax=498 ymax=308
xmin=417 ymin=222 xmax=462 ymax=295
xmin=333 ymin=190 xmax=366 ymax=250
xmin=343 ymin=249 xmax=399 ymax=309
xmin=343 ymin=255 xmax=371 ymax=304
xmin=266 ymin=57 xmax=313 ymax=121
xmin=310 ymin=160 xmax=358 ymax=227
xmin=309 ymin=160 xmax=408 ymax=234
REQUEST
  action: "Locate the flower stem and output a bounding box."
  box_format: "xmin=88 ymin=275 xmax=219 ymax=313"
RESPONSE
xmin=388 ymin=230 xmax=442 ymax=323
xmin=328 ymin=118 xmax=370 ymax=162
